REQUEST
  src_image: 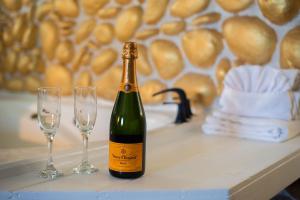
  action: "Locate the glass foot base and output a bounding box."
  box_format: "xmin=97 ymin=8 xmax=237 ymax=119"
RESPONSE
xmin=40 ymin=165 xmax=63 ymax=179
xmin=73 ymin=162 xmax=98 ymax=174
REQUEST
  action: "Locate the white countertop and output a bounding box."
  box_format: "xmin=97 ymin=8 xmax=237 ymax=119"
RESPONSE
xmin=0 ymin=117 xmax=300 ymax=200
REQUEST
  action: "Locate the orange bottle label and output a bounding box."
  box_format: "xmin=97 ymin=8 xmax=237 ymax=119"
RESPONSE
xmin=109 ymin=141 xmax=143 ymax=173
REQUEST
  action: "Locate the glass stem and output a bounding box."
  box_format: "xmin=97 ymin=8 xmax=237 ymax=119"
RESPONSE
xmin=46 ymin=134 xmax=54 ymax=167
xmin=82 ymin=132 xmax=89 ymax=164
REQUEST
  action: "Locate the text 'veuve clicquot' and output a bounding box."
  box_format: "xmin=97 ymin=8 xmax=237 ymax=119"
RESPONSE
xmin=109 ymin=42 xmax=146 ymax=179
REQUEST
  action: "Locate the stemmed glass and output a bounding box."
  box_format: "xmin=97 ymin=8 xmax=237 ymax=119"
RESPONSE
xmin=73 ymin=86 xmax=98 ymax=174
xmin=37 ymin=87 xmax=63 ymax=179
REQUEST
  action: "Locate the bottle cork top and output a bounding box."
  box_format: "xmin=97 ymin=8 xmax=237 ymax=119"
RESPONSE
xmin=122 ymin=42 xmax=138 ymax=59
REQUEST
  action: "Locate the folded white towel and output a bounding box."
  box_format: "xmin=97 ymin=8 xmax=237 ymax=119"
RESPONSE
xmin=202 ymin=66 xmax=300 ymax=142
xmin=202 ymin=110 xmax=300 ymax=142
xmin=219 ymin=66 xmax=300 ymax=120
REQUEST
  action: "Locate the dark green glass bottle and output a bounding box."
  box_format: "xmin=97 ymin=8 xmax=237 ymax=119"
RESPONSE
xmin=109 ymin=42 xmax=146 ymax=179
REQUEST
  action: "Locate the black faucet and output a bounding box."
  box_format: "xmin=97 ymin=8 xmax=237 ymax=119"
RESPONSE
xmin=153 ymin=88 xmax=193 ymax=124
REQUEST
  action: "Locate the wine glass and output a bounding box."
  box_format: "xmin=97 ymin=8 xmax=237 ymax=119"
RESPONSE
xmin=37 ymin=87 xmax=63 ymax=179
xmin=73 ymin=86 xmax=98 ymax=174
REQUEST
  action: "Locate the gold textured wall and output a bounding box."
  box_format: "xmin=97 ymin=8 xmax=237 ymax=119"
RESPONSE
xmin=0 ymin=0 xmax=300 ymax=106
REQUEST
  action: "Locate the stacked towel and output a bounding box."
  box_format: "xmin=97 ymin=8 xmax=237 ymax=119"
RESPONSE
xmin=202 ymin=66 xmax=300 ymax=142
xmin=202 ymin=110 xmax=300 ymax=142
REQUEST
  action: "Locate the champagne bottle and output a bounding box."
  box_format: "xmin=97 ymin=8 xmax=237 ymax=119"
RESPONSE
xmin=109 ymin=42 xmax=146 ymax=179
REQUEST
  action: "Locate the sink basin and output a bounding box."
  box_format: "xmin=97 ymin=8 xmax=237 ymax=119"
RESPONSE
xmin=0 ymin=92 xmax=176 ymax=147
xmin=0 ymin=92 xmax=176 ymax=163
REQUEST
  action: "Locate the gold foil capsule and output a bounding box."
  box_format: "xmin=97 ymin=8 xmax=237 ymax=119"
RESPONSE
xmin=82 ymin=0 xmax=109 ymax=15
xmin=2 ymin=0 xmax=22 ymax=11
xmin=170 ymin=0 xmax=209 ymax=18
xmin=136 ymin=44 xmax=152 ymax=76
xmin=216 ymin=0 xmax=253 ymax=13
xmin=174 ymin=73 xmax=217 ymax=107
xmin=6 ymin=78 xmax=23 ymax=92
xmin=150 ymin=39 xmax=183 ymax=79
xmin=75 ymin=71 xmax=92 ymax=87
xmin=94 ymin=66 xmax=122 ymax=100
xmin=97 ymin=7 xmax=121 ymax=19
xmin=258 ymin=0 xmax=299 ymax=25
xmin=160 ymin=20 xmax=186 ymax=35
xmin=55 ymin=40 xmax=74 ymax=64
xmin=135 ymin=28 xmax=159 ymax=40
xmin=75 ymin=19 xmax=96 ymax=44
xmin=122 ymin=41 xmax=137 ymax=59
xmin=92 ymin=48 xmax=118 ymax=74
xmin=140 ymin=80 xmax=167 ymax=104
xmin=54 ymin=0 xmax=79 ymax=18
xmin=182 ymin=29 xmax=223 ymax=68
xmin=44 ymin=64 xmax=72 ymax=95
xmin=25 ymin=75 xmax=41 ymax=93
xmin=281 ymin=26 xmax=300 ymax=69
xmin=115 ymin=6 xmax=143 ymax=42
xmin=40 ymin=19 xmax=59 ymax=60
xmin=192 ymin=12 xmax=221 ymax=26
xmin=143 ymin=0 xmax=169 ymax=24
xmin=21 ymin=23 xmax=37 ymax=49
xmin=94 ymin=23 xmax=114 ymax=45
xmin=223 ymin=16 xmax=277 ymax=65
